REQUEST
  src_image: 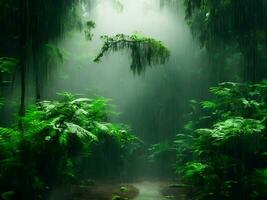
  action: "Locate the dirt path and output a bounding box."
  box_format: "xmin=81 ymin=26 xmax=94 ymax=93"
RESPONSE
xmin=49 ymin=180 xmax=184 ymax=200
xmin=132 ymin=181 xmax=167 ymax=200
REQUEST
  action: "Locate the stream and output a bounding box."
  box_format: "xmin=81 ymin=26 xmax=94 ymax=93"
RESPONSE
xmin=133 ymin=181 xmax=165 ymax=200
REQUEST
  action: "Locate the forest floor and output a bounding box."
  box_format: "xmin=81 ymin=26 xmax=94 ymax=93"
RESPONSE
xmin=49 ymin=180 xmax=186 ymax=200
xmin=132 ymin=181 xmax=186 ymax=200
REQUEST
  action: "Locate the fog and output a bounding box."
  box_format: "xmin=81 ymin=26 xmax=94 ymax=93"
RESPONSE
xmin=48 ymin=0 xmax=207 ymax=144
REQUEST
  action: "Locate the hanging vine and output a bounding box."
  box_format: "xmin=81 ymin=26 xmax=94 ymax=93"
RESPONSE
xmin=94 ymin=33 xmax=170 ymax=74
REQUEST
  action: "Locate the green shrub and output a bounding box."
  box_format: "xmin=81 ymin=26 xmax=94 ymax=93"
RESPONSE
xmin=0 ymin=93 xmax=139 ymax=199
xmin=174 ymin=81 xmax=267 ymax=200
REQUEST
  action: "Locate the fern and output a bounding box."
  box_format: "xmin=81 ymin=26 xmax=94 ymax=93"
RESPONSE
xmin=0 ymin=127 xmax=19 ymax=136
xmin=183 ymin=162 xmax=208 ymax=179
xmin=0 ymin=57 xmax=18 ymax=74
xmin=0 ymin=93 xmax=139 ymax=198
xmin=201 ymin=101 xmax=217 ymax=110
xmin=174 ymin=81 xmax=267 ymax=200
xmin=65 ymin=122 xmax=98 ymax=141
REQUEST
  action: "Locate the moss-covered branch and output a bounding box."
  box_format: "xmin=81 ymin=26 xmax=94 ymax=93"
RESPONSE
xmin=94 ymin=34 xmax=170 ymax=74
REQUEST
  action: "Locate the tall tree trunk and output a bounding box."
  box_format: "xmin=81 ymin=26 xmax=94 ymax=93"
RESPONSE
xmin=32 ymin=45 xmax=41 ymax=103
xmin=19 ymin=56 xmax=26 ymax=116
xmin=19 ymin=1 xmax=31 ymax=200
xmin=19 ymin=0 xmax=29 ymax=117
xmin=244 ymin=34 xmax=257 ymax=84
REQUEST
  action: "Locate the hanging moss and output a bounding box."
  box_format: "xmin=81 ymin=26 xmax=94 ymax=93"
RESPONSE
xmin=84 ymin=20 xmax=96 ymax=40
xmin=94 ymin=33 xmax=170 ymax=74
xmin=112 ymin=0 xmax=124 ymax=13
xmin=159 ymin=0 xmax=180 ymax=10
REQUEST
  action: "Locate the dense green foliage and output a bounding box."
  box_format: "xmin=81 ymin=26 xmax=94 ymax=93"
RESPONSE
xmin=174 ymin=81 xmax=267 ymax=200
xmin=184 ymin=0 xmax=267 ymax=82
xmin=0 ymin=1 xmax=267 ymax=200
xmin=94 ymin=33 xmax=170 ymax=74
xmin=0 ymin=58 xmax=18 ymax=75
xmin=0 ymin=94 xmax=138 ymax=200
xmin=0 ymin=57 xmax=18 ymax=85
xmin=0 ymin=0 xmax=87 ymax=112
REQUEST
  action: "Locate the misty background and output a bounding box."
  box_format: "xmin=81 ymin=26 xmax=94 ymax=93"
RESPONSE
xmin=42 ymin=0 xmax=208 ymax=144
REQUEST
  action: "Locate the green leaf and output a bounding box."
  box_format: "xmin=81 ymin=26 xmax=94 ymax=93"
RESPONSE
xmin=201 ymin=101 xmax=217 ymax=110
xmin=0 ymin=57 xmax=18 ymax=74
xmin=184 ymin=162 xmax=208 ymax=179
xmin=65 ymin=122 xmax=98 ymax=141
xmin=94 ymin=33 xmax=170 ymax=74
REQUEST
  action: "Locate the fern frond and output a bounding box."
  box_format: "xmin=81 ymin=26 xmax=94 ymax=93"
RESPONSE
xmin=0 ymin=127 xmax=19 ymax=136
xmin=65 ymin=122 xmax=98 ymax=141
xmin=0 ymin=57 xmax=18 ymax=74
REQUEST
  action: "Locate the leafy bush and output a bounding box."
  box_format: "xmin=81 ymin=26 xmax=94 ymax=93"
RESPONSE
xmin=174 ymin=81 xmax=267 ymax=200
xmin=0 ymin=93 xmax=139 ymax=200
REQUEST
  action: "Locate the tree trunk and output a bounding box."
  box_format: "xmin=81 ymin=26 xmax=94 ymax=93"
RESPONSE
xmin=32 ymin=45 xmax=41 ymax=103
xmin=19 ymin=1 xmax=31 ymax=200
xmin=244 ymin=35 xmax=257 ymax=84
xmin=19 ymin=0 xmax=29 ymax=117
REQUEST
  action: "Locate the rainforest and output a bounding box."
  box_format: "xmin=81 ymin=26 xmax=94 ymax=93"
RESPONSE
xmin=0 ymin=0 xmax=266 ymax=200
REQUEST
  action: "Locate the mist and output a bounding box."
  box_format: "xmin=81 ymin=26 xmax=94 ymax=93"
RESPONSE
xmin=49 ymin=0 xmax=207 ymax=144
xmin=2 ymin=0 xmax=264 ymax=199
